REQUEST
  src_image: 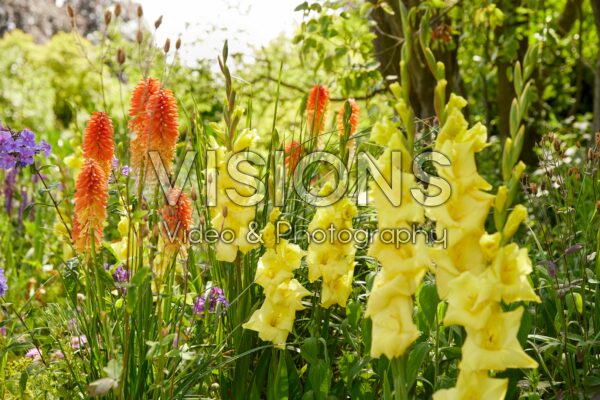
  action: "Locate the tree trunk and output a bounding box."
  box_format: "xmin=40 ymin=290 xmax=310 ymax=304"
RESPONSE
xmin=369 ymin=0 xmax=460 ymax=121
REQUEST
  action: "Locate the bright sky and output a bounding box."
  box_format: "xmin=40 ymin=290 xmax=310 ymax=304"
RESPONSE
xmin=138 ymin=0 xmax=303 ymax=64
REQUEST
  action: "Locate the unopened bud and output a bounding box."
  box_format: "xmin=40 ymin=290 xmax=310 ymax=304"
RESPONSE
xmin=190 ymin=188 xmax=198 ymax=201
xmin=117 ymin=47 xmax=126 ymax=64
xmin=67 ymin=4 xmax=75 ymax=19
xmin=595 ymin=131 xmax=600 ymax=145
xmin=104 ymin=10 xmax=112 ymax=25
xmin=114 ymin=3 xmax=121 ymax=17
xmin=222 ymin=206 xmax=228 ymax=218
xmin=136 ymin=30 xmax=143 ymax=44
xmin=164 ymin=38 xmax=171 ymax=53
xmin=529 ymin=182 xmax=537 ymax=194
xmin=176 ymin=37 xmax=182 ymax=50
xmin=199 ymin=214 xmax=205 ymax=226
xmin=154 ymin=15 xmax=163 ymax=29
xmin=596 ymin=200 xmax=600 ymax=210
xmin=553 ymin=139 xmax=561 ymax=152
xmin=137 ymin=5 xmax=143 ymax=18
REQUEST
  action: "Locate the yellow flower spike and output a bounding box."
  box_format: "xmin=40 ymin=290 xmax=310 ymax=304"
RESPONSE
xmin=433 ymin=370 xmax=508 ymax=400
xmin=443 ymin=272 xmax=499 ymax=330
xmin=460 ymin=307 xmax=538 ymax=371
xmin=479 ymin=232 xmax=502 ymax=261
xmin=486 ymin=243 xmax=540 ymax=303
xmin=367 ymin=295 xmax=420 ymax=359
xmin=306 ymin=197 xmax=357 ymax=308
xmin=503 ymin=204 xmax=528 ymax=239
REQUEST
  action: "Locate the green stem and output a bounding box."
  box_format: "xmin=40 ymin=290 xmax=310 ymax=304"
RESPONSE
xmin=391 ymin=356 xmax=408 ymax=400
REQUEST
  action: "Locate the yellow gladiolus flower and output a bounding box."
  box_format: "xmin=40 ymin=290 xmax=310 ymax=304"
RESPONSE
xmin=460 ymin=307 xmax=538 ymax=371
xmin=433 ymin=370 xmax=508 ymax=400
xmin=486 ymin=243 xmax=540 ymax=304
xmin=367 ymin=295 xmax=420 ymax=358
xmin=243 ymin=279 xmax=310 ymax=346
xmin=430 ymin=233 xmax=485 ymax=299
xmin=443 ymin=272 xmax=499 ymax=330
xmin=479 ymin=232 xmax=501 ymax=261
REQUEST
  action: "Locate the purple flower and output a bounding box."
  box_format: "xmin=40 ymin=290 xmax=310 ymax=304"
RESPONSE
xmin=121 ymin=165 xmax=130 ymax=176
xmin=0 ymin=326 xmax=6 ymax=336
xmin=25 ymin=348 xmax=43 ymax=361
xmin=194 ymin=287 xmax=229 ymax=316
xmin=70 ymin=335 xmax=87 ymax=350
xmin=0 ymin=126 xmax=52 ymax=169
xmin=112 ymin=264 xmax=128 ymax=283
xmin=112 ymin=156 xmax=119 ymax=171
xmin=51 ymin=350 xmax=64 ymax=360
xmin=0 ymin=268 xmax=7 ymax=297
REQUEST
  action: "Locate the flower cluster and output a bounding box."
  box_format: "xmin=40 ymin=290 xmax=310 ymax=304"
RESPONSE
xmin=306 ymin=84 xmax=329 ymax=140
xmin=206 ymin=128 xmax=259 ymax=262
xmin=129 ymin=77 xmax=179 ymax=181
xmin=0 ymin=126 xmax=51 ymax=169
xmin=194 ymin=287 xmax=229 ymax=316
xmin=71 ymin=112 xmax=114 ymax=253
xmin=430 ymin=96 xmax=539 ymax=399
xmin=365 ymin=106 xmax=428 ymax=358
xmin=83 ymin=112 xmax=114 ymax=174
xmin=306 ymin=194 xmax=357 ymax=308
xmin=243 ymin=209 xmax=310 ymax=346
xmin=0 ymin=268 xmax=7 ymax=297
xmin=160 ymin=187 xmax=193 ymax=254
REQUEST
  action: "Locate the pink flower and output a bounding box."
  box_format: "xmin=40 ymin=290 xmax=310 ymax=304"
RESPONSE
xmin=70 ymin=335 xmax=88 ymax=350
xmin=25 ymin=347 xmax=43 ymax=361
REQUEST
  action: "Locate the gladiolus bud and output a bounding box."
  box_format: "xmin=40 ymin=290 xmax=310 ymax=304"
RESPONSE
xmin=136 ymin=30 xmax=143 ymax=44
xmin=137 ymin=5 xmax=143 ymax=17
xmin=114 ymin=4 xmax=121 ymax=17
xmin=503 ymin=204 xmax=528 ymax=239
xmin=176 ymin=38 xmax=182 ymax=50
xmin=164 ymin=38 xmax=171 ymax=53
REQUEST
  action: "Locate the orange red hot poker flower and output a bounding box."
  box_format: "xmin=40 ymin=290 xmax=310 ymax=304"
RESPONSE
xmin=284 ymin=140 xmax=302 ymax=175
xmin=128 ymin=77 xmax=160 ymax=132
xmin=306 ymin=84 xmax=329 ymax=138
xmin=72 ymin=159 xmax=109 ymax=253
xmin=83 ymin=112 xmax=115 ymax=174
xmin=129 ymin=78 xmax=179 ymax=178
xmin=161 ymin=188 xmax=192 ymax=249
